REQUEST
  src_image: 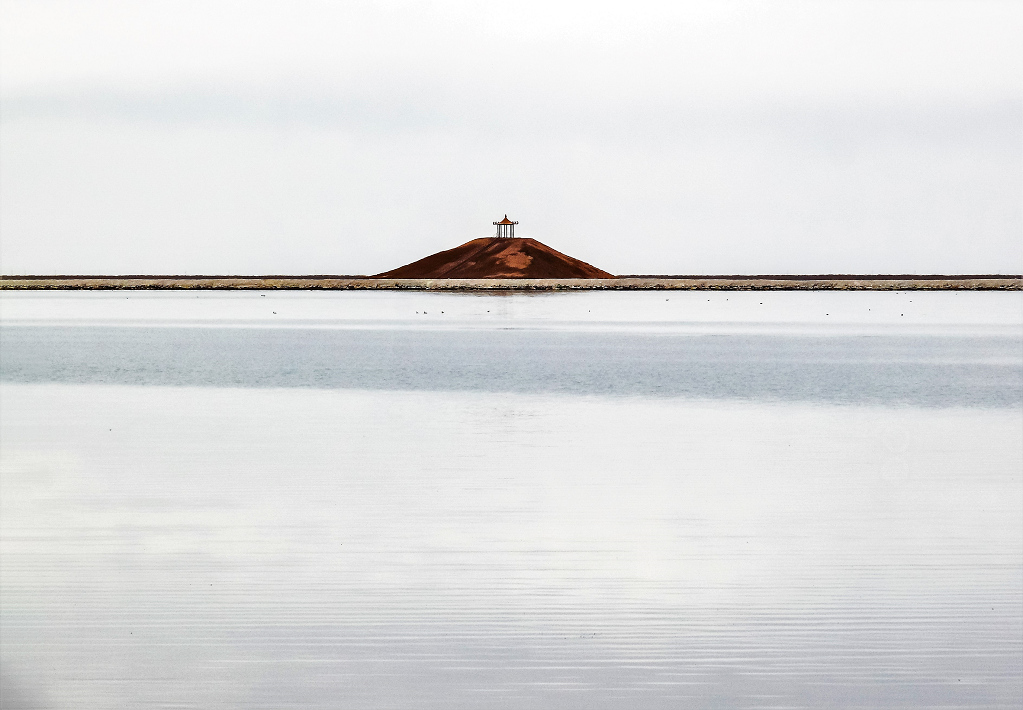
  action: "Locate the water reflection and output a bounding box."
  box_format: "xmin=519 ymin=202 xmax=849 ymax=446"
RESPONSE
xmin=2 ymin=292 xmax=1021 ymax=708
xmin=2 ymin=384 xmax=1020 ymax=709
xmin=2 ymin=327 xmax=1021 ymax=408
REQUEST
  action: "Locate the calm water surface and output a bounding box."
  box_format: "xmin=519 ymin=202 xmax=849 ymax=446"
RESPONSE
xmin=1 ymin=291 xmax=1021 ymax=709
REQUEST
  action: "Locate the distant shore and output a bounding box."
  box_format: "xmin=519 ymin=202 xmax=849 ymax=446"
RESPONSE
xmin=2 ymin=276 xmax=1020 ymax=291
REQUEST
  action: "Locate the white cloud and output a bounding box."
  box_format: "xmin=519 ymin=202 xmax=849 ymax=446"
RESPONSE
xmin=2 ymin=1 xmax=1019 ymax=101
xmin=1 ymin=1 xmax=1020 ymax=274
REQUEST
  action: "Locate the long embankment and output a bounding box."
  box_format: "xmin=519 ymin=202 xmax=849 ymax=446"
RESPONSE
xmin=1 ymin=276 xmax=1020 ymax=291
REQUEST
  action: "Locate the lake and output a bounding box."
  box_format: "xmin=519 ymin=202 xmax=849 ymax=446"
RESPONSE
xmin=1 ymin=290 xmax=1021 ymax=709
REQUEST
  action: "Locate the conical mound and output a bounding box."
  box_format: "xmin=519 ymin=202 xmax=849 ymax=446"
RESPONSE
xmin=374 ymin=238 xmax=614 ymax=279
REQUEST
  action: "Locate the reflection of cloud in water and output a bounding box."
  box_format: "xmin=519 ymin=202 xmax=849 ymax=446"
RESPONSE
xmin=2 ymin=321 xmax=1020 ymax=408
xmin=1 ymin=383 xmax=1020 ymax=707
xmin=0 ymin=672 xmax=48 ymax=710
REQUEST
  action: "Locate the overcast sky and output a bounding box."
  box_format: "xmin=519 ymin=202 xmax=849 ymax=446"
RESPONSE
xmin=1 ymin=0 xmax=1020 ymax=275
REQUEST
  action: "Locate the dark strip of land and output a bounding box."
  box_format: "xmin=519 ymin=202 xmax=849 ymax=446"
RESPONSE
xmin=1 ymin=276 xmax=1020 ymax=290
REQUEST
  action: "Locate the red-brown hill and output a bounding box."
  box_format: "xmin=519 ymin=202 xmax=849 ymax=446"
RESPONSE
xmin=374 ymin=238 xmax=614 ymax=279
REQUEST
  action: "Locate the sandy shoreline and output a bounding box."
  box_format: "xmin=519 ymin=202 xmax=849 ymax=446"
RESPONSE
xmin=1 ymin=276 xmax=1020 ymax=291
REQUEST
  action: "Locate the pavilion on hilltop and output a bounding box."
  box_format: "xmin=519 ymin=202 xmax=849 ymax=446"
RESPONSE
xmin=493 ymin=215 xmax=518 ymax=239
